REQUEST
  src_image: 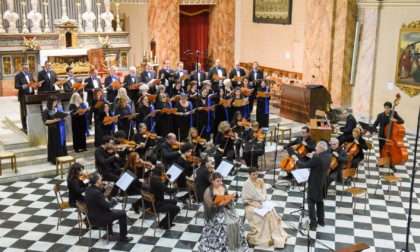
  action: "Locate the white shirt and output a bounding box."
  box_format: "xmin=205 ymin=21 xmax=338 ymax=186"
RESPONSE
xmin=92 ymin=78 xmax=99 ymax=88
xmin=24 ymin=73 xmax=32 ymax=93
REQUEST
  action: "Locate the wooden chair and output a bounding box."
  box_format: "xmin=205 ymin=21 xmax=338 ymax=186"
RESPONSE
xmin=141 ymin=190 xmax=169 ymax=237
xmin=274 ymin=126 xmax=292 ymax=144
xmin=364 ymin=140 xmax=373 ymax=178
xmin=0 ymin=152 xmax=17 ymax=176
xmin=53 ymin=182 xmax=71 ymax=230
xmin=374 ymin=157 xmax=402 ymax=200
xmin=76 ymin=201 xmax=109 ymax=250
xmin=339 ymin=168 xmax=367 ymax=214
xmin=185 ymin=178 xmax=202 ymax=224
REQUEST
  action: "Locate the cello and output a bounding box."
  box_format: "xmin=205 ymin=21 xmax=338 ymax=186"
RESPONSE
xmin=380 ymin=94 xmax=408 ymax=166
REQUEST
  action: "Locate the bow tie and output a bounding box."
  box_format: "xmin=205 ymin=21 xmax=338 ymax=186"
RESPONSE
xmin=237 ymin=68 xmax=240 ymax=71
xmin=217 ymin=67 xmax=221 ymax=70
xmin=24 ymin=73 xmax=28 ymax=76
xmin=147 ymin=71 xmax=150 ymax=73
xmin=165 ymin=68 xmax=169 ymax=71
xmin=69 ymin=77 xmax=74 ymax=80
xmin=254 ymin=70 xmax=258 ymax=73
xmin=131 ymin=76 xmax=135 ymax=78
xmin=112 ymin=76 xmax=116 ymax=79
xmin=46 ymin=70 xmax=51 ymax=74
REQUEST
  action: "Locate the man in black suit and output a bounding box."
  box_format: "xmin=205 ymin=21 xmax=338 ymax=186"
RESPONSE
xmin=158 ymin=60 xmax=175 ymax=94
xmin=207 ymin=59 xmax=227 ymax=92
xmin=190 ymin=62 xmax=206 ymax=90
xmin=292 ymin=141 xmax=332 ymax=230
xmin=161 ymin=133 xmax=181 ymax=169
xmin=85 ymin=172 xmax=133 ymax=242
xmin=14 ymin=63 xmax=36 ymax=133
xmin=372 ymin=101 xmax=404 ymax=153
xmin=37 ymin=60 xmax=58 ymax=92
xmin=140 ymin=63 xmax=157 ymax=94
xmin=63 ymin=67 xmax=78 ymax=92
xmin=123 ymin=66 xmax=140 ymax=103
xmin=337 ymin=109 xmax=357 ymax=145
xmin=84 ymin=68 xmax=102 ymax=125
xmin=327 ymin=137 xmax=349 ymax=187
xmin=229 ymin=61 xmax=246 ymax=88
xmin=247 ymin=62 xmax=263 ymax=114
xmin=174 ymin=61 xmax=189 ymax=88
xmin=104 ymin=66 xmax=121 ymax=109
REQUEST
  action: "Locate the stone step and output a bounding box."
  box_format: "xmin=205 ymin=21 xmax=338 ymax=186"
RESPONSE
xmin=0 ymin=117 xmax=30 ymax=150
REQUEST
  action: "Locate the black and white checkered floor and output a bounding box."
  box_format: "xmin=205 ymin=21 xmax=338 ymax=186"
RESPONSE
xmin=0 ymin=135 xmax=419 ymax=252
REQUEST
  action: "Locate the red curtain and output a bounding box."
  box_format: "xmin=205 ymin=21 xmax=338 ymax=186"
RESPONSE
xmin=180 ymin=5 xmax=209 ymax=72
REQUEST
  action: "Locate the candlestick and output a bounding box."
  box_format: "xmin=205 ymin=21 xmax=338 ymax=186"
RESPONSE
xmin=0 ymin=1 xmax=5 ymax=34
xmin=96 ymin=2 xmax=103 ymax=33
xmin=76 ymin=1 xmax=83 ymax=33
xmin=43 ymin=1 xmax=51 ymax=33
xmin=115 ymin=2 xmax=122 ymax=32
xmin=20 ymin=1 xmax=29 ymax=34
xmin=61 ymin=0 xmax=69 ymax=21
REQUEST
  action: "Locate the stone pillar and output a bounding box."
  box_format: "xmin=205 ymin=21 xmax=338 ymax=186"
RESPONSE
xmin=303 ymin=0 xmax=356 ymax=107
xmin=208 ymin=0 xmax=235 ymax=68
xmin=148 ymin=0 xmax=179 ymax=69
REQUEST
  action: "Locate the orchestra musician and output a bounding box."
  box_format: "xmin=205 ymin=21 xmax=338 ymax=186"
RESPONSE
xmin=196 ymin=88 xmax=215 ymax=141
xmin=190 ymin=62 xmax=206 ymax=89
xmin=229 ymin=61 xmax=246 ymax=88
xmin=69 ymin=92 xmax=89 ymax=152
xmin=94 ymin=135 xmax=121 ymax=198
xmin=155 ymin=94 xmax=174 ymax=137
xmin=113 ymin=130 xmax=130 ymax=167
xmin=345 ymin=128 xmax=368 ymax=170
xmin=140 ymin=62 xmax=157 ymax=94
xmin=85 ymin=172 xmax=133 ymax=242
xmin=158 ymin=60 xmax=175 ymax=94
xmin=207 ymin=59 xmax=227 ymax=92
xmin=247 ymin=62 xmax=263 ymax=114
xmin=115 ymin=96 xmax=135 ymax=140
xmin=104 ymin=66 xmax=121 ymax=111
xmin=243 ymin=122 xmax=265 ymax=168
xmin=326 ymin=137 xmax=349 ymax=188
xmin=67 ymin=163 xmax=88 ymax=208
xmin=230 ymin=111 xmax=251 ymax=159
xmin=63 ymin=67 xmax=79 ymax=92
xmin=174 ymin=61 xmax=189 ymax=88
xmin=161 ymin=133 xmax=181 ymax=169
xmin=95 ymin=103 xmax=115 ymax=147
xmin=291 ymin=141 xmax=332 ymax=231
xmin=14 ymin=62 xmax=36 ymax=133
xmin=174 ymin=142 xmax=195 ymax=193
xmin=149 ymin=164 xmax=180 ymax=230
xmin=122 ymin=152 xmax=148 ymax=214
xmin=337 ymin=109 xmax=357 ymax=145
xmin=185 ymin=127 xmax=207 ymax=158
xmin=194 ymin=156 xmax=214 ymax=202
xmin=214 ymin=121 xmax=238 ymax=169
xmin=37 ymin=60 xmax=58 ymax=92
xmin=123 ymin=66 xmax=140 ymax=103
xmin=256 ymin=80 xmax=270 ymax=128
xmin=133 ymin=123 xmax=157 ymax=165
xmin=174 ymin=93 xmax=195 ymax=140
xmin=84 ymin=68 xmax=103 ymax=127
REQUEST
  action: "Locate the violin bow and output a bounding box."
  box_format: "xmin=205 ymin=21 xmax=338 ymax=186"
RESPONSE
xmin=143 ymin=122 xmax=157 ymax=147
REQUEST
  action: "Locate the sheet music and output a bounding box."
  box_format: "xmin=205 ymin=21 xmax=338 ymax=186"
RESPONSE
xmin=216 ymin=160 xmax=234 ymax=177
xmin=291 ymin=168 xmax=310 ymax=184
xmin=254 ymin=200 xmax=277 ymax=217
xmin=167 ymin=164 xmax=184 ymax=183
xmin=116 ymin=170 xmax=136 ymax=191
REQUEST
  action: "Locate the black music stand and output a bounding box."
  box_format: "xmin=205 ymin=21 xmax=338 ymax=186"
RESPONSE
xmin=289 ymin=168 xmax=310 ymax=228
xmin=244 ymin=141 xmax=263 ymax=170
xmin=359 ymin=121 xmax=379 ymax=134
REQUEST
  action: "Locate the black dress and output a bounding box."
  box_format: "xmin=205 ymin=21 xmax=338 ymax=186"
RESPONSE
xmin=136 ymin=104 xmax=153 ymax=131
xmin=174 ymin=101 xmax=194 ymax=141
xmin=155 ymin=101 xmax=174 ymax=137
xmin=67 ymin=179 xmax=87 ymax=207
xmin=195 ymin=96 xmax=214 ymax=141
xmin=42 ymin=107 xmax=68 ymax=164
xmin=69 ymin=103 xmax=88 ymax=151
xmin=115 ymin=105 xmax=134 ymax=140
xmin=174 ymin=156 xmax=193 ymax=189
xmin=95 ymin=112 xmax=114 ymax=147
xmin=256 ymin=87 xmax=270 ymax=128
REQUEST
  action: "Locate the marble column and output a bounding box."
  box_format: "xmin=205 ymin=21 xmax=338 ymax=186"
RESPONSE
xmin=148 ymin=0 xmax=179 ymax=69
xmin=208 ymin=0 xmax=235 ymax=68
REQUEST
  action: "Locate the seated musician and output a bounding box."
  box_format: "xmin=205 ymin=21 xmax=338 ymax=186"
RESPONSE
xmin=337 ymin=109 xmax=357 ymax=145
xmin=114 ymin=130 xmax=130 ymax=168
xmin=174 ymin=143 xmax=195 ymax=203
xmin=85 ymin=172 xmax=133 ymax=242
xmin=67 ymin=163 xmax=88 ymax=208
xmin=185 ymin=127 xmax=207 ymax=158
xmin=94 ymin=135 xmax=121 ymax=198
xmin=327 ymin=137 xmax=349 ymax=188
xmin=243 ymin=122 xmax=265 ymax=168
xmin=194 ymin=156 xmax=214 ymax=202
xmin=133 ymin=123 xmax=157 ymax=165
xmin=214 ymin=121 xmax=238 ymax=169
xmin=278 ymin=126 xmax=315 ymax=179
xmin=230 ymin=111 xmax=251 ymax=159
xmin=150 ymin=164 xmax=180 ymax=230
xmin=344 ymin=128 xmax=367 ymax=170
xmin=161 ymin=133 xmax=182 ymax=169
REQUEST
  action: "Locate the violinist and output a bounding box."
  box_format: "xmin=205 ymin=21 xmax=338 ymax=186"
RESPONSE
xmin=326 ymin=138 xmax=349 ymax=188
xmin=174 ymin=93 xmax=195 ymax=140
xmin=94 ymin=135 xmax=121 ymax=198
xmin=195 ymin=156 xmax=214 ymax=202
xmin=195 ymin=88 xmax=215 ymax=141
xmin=214 ymin=121 xmax=237 ymax=169
xmin=133 ymin=123 xmax=157 ymax=165
xmin=174 ymin=143 xmax=195 ymax=200
xmin=67 ymin=163 xmax=88 ymax=208
xmin=113 ymin=130 xmax=130 ymax=168
xmin=230 ymin=111 xmax=251 ymax=159
xmin=337 ymin=109 xmax=357 ymax=145
xmin=256 ymin=80 xmax=270 ymax=128
xmin=155 ymin=94 xmax=174 ymax=137
xmin=185 ymin=127 xmax=207 ymax=158
xmin=345 ymin=128 xmax=367 ymax=170
xmin=243 ymin=122 xmax=265 ymax=168
xmin=115 ymin=96 xmax=135 ymax=140
xmin=372 ymin=101 xmax=404 ymax=154
xmin=122 ymin=152 xmax=148 ymax=214
xmin=161 ymin=133 xmax=181 ymax=169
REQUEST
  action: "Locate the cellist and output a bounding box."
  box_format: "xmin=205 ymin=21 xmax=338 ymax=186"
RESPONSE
xmin=344 ymin=128 xmax=368 ymax=170
xmin=326 ymin=137 xmax=349 ymax=189
xmin=278 ymin=126 xmax=315 ymax=179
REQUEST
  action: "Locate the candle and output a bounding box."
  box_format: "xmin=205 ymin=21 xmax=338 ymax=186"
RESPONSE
xmin=150 ymin=51 xmax=153 ymax=59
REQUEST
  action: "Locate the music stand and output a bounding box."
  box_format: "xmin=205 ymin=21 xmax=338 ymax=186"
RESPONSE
xmin=116 ymin=170 xmax=137 ymax=222
xmin=290 ymin=168 xmax=310 ymax=228
xmin=359 ymin=121 xmax=378 ymax=134
xmin=244 ymin=141 xmax=263 ymax=170
xmin=216 ymin=159 xmax=239 ymax=199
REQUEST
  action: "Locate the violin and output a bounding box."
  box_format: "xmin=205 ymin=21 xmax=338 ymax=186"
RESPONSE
xmin=142 ymin=131 xmax=158 ymax=140
xmin=237 ymin=118 xmax=252 ymax=129
xmin=187 ymin=156 xmax=201 ymax=165
xmin=161 ymin=173 xmax=171 ymax=183
xmin=136 ymin=159 xmax=153 ymax=169
xmin=106 ymin=146 xmax=115 ymax=154
xmin=192 ymin=136 xmax=207 ymax=145
xmin=224 ymin=129 xmax=236 ymax=140
xmin=122 ymin=139 xmax=137 ymax=149
xmin=172 ymin=141 xmax=184 ymax=149
xmin=253 ymin=129 xmax=265 ymax=141
xmin=79 ymin=171 xmax=93 ymax=181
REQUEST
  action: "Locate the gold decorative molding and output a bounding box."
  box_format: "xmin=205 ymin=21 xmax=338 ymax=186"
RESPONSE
xmin=401 ymin=20 xmax=420 ymax=29
xmin=110 ymin=0 xmax=148 ymax=4
xmin=180 ymin=0 xmax=216 ymax=5
xmin=398 ymin=86 xmax=420 ymax=98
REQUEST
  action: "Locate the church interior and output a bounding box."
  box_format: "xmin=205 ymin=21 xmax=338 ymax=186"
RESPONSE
xmin=0 ymin=0 xmax=419 ymax=251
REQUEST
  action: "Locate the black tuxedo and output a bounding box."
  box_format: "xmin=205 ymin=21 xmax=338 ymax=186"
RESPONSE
xmin=207 ymin=66 xmax=227 ymax=91
xmin=140 ymin=70 xmax=157 ymax=83
xmin=229 ymin=68 xmax=246 ymax=87
xmin=338 ymin=114 xmax=357 ymax=145
xmin=104 ymin=75 xmax=121 ymax=107
xmin=123 ymin=74 xmax=140 ymax=102
xmin=190 ymin=70 xmax=207 ymax=89
xmin=15 ymin=71 xmax=35 ymax=131
xmin=37 ymin=69 xmax=58 ymax=92
xmin=63 ymin=77 xmax=79 ymax=92
xmin=248 ymin=69 xmax=264 ymax=90
xmin=174 ymin=70 xmax=189 ymax=87
xmin=84 ymin=76 xmax=103 ymax=105
xmin=161 ymin=141 xmax=181 ymax=168
xmin=158 ymin=68 xmax=175 ymax=93
xmin=85 ymin=185 xmax=128 ymax=237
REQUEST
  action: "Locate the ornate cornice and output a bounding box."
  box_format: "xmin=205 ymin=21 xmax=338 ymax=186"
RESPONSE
xmin=401 ymin=20 xmax=420 ymax=29
xmin=180 ymin=0 xmax=216 ymax=5
xmin=110 ymin=0 xmax=148 ymax=4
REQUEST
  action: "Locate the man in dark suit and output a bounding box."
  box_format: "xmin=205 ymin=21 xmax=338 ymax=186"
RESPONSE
xmin=37 ymin=60 xmax=58 ymax=92
xmin=158 ymin=60 xmax=175 ymax=94
xmin=140 ymin=63 xmax=157 ymax=94
xmin=247 ymin=62 xmax=263 ymax=114
xmin=337 ymin=109 xmax=357 ymax=145
xmin=207 ymin=59 xmax=227 ymax=92
xmin=327 ymin=137 xmax=349 ymax=187
xmin=104 ymin=66 xmax=121 ymax=109
xmin=63 ymin=67 xmax=79 ymax=92
xmin=190 ymin=62 xmax=206 ymax=90
xmin=174 ymin=61 xmax=189 ymax=88
xmin=14 ymin=63 xmax=36 ymax=133
xmin=123 ymin=66 xmax=140 ymax=103
xmin=161 ymin=133 xmax=181 ymax=169
xmin=292 ymin=141 xmax=332 ymax=230
xmin=85 ymin=172 xmax=133 ymax=242
xmin=229 ymin=61 xmax=246 ymax=88
xmin=84 ymin=68 xmax=102 ymax=125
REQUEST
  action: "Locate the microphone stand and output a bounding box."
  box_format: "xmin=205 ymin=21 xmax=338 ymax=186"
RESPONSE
xmin=270 ymin=123 xmax=281 ymax=189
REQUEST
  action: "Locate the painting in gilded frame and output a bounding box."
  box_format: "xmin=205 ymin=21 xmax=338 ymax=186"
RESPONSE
xmin=253 ymin=0 xmax=292 ymax=24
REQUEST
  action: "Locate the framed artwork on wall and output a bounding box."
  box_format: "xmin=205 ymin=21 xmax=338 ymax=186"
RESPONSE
xmin=253 ymin=0 xmax=292 ymax=24
xmin=395 ymin=28 xmax=420 ymax=97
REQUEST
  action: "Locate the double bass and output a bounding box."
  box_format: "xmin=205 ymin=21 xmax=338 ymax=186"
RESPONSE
xmin=380 ymin=94 xmax=408 ymax=166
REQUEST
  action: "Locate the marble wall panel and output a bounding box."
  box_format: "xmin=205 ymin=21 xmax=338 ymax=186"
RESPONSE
xmin=0 ymin=80 xmax=17 ymax=96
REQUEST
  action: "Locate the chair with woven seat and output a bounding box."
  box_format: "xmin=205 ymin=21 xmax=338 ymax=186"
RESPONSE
xmin=53 ymin=182 xmax=71 ymax=230
xmin=76 ymin=201 xmax=109 ymax=250
xmin=374 ymin=157 xmax=402 ymax=200
xmin=141 ymin=190 xmax=169 ymax=237
xmin=185 ymin=178 xmax=202 ymax=224
xmin=339 ymin=168 xmax=367 ymax=214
